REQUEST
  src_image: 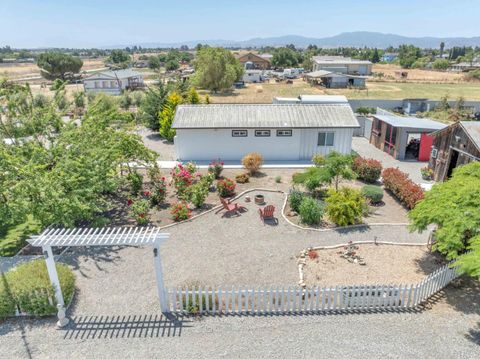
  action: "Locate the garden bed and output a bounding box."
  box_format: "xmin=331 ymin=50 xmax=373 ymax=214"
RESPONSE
xmin=302 ymin=244 xmax=445 ymax=286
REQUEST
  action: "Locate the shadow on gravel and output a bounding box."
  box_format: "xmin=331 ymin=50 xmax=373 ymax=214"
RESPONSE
xmin=466 ymin=322 xmax=480 ymax=346
xmin=63 ymin=313 xmax=191 ymax=339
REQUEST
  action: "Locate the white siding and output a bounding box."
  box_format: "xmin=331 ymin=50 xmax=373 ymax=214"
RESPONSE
xmin=174 ymin=127 xmax=354 ymax=161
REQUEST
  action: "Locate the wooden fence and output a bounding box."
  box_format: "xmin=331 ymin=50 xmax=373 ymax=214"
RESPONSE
xmin=166 ymin=262 xmax=459 ymax=315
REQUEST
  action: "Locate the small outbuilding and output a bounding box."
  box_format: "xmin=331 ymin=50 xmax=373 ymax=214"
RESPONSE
xmin=172 ymin=104 xmax=360 ymax=161
xmin=428 ymin=121 xmax=480 ymax=181
xmin=369 ymin=111 xmax=446 ymax=160
xmin=83 ymin=69 xmax=144 ymax=95
xmin=305 ymin=70 xmax=366 ymax=88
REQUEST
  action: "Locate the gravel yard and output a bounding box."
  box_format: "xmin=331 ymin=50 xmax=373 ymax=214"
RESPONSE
xmin=303 ymin=244 xmax=445 ymax=286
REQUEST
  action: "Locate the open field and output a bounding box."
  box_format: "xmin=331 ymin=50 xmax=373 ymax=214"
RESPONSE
xmin=0 ymin=58 xmax=107 ymax=81
xmin=372 ymin=63 xmax=465 ymax=83
xmin=208 ymin=78 xmax=480 ymax=102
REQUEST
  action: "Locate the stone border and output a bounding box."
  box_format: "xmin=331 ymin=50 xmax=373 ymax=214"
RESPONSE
xmin=296 ymin=240 xmax=429 ymax=287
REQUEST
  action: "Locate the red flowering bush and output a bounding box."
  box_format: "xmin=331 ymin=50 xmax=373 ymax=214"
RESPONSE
xmin=208 ymin=159 xmax=224 ymax=179
xmin=216 ymin=178 xmax=236 ymax=197
xmin=170 ymin=202 xmax=191 ymax=222
xmin=130 ymin=199 xmax=150 ymax=225
xmin=353 ymin=157 xmax=382 ymax=183
xmin=170 ymin=163 xmax=195 ymax=198
xmin=382 ymin=168 xmax=424 ymax=209
xmin=151 ymin=176 xmax=167 ymax=205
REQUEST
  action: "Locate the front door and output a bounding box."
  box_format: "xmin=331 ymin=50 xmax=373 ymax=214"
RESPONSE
xmin=446 ymin=150 xmax=460 ymax=178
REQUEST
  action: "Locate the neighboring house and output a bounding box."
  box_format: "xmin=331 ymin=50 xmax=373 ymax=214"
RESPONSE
xmin=242 ymin=70 xmax=263 ymax=83
xmin=381 ymin=53 xmax=398 ymax=62
xmin=83 ymin=69 xmax=144 ymax=95
xmin=172 ymin=104 xmax=360 ymax=161
xmin=369 ymin=110 xmax=446 ymax=161
xmin=428 ymin=121 xmax=480 ymax=181
xmin=449 ymin=62 xmax=480 ymax=72
xmin=312 ymin=56 xmax=372 ymax=75
xmin=236 ymin=52 xmax=271 ymax=70
xmin=304 ymin=70 xmax=366 ymax=88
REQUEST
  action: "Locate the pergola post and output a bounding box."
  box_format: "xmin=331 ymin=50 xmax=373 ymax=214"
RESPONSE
xmin=153 ymin=242 xmax=169 ymax=313
xmin=42 ymin=245 xmax=69 ymax=327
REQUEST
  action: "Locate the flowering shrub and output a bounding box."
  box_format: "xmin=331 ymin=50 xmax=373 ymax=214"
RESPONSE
xmin=170 ymin=202 xmax=191 ymax=222
xmin=382 ymin=168 xmax=424 ymax=209
xmin=130 ymin=199 xmax=150 ymax=225
xmin=199 ymin=172 xmax=215 ymax=189
xmin=420 ymin=166 xmax=434 ymax=180
xmin=242 ymin=152 xmax=264 ymax=175
xmin=235 ymin=172 xmax=250 ymax=183
xmin=217 ymin=178 xmax=236 ymax=197
xmin=127 ymin=171 xmax=143 ymax=195
xmin=150 ymin=176 xmax=167 ymax=205
xmin=352 ymin=157 xmax=382 ymax=183
xmin=208 ymin=159 xmax=224 ymax=179
xmin=170 ymin=163 xmax=195 ymax=198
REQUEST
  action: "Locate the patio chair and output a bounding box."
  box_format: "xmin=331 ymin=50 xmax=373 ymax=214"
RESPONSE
xmin=218 ymin=197 xmax=245 ymax=216
xmin=258 ymin=205 xmax=278 ymax=225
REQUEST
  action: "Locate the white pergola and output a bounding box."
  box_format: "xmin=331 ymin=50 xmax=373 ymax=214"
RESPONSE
xmin=28 ymin=226 xmax=170 ymax=325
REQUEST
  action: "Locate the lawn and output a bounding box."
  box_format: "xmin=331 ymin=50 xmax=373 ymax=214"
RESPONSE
xmin=207 ymin=78 xmax=480 ymax=103
xmin=0 ymin=216 xmax=41 ymax=257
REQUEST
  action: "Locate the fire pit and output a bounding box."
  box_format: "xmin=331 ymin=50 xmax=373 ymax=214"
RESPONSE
xmin=254 ymin=194 xmax=265 ymax=205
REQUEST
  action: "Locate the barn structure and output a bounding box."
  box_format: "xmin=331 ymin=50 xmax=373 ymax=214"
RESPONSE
xmin=235 ymin=52 xmax=271 ymax=70
xmin=428 ymin=121 xmax=480 ymax=181
xmin=369 ymin=111 xmax=446 ymax=160
xmin=172 ymin=104 xmax=359 ymax=161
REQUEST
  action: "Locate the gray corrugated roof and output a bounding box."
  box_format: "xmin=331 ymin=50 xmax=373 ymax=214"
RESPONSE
xmin=172 ymin=104 xmax=360 ymax=129
xmin=85 ymin=69 xmax=142 ymax=80
xmin=374 ymin=114 xmax=446 ymax=130
xmin=312 ymin=56 xmax=372 ymax=65
xmin=461 ymin=121 xmax=480 ymax=148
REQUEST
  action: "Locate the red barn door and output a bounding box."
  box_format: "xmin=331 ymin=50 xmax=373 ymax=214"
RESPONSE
xmin=418 ymin=133 xmax=433 ymax=161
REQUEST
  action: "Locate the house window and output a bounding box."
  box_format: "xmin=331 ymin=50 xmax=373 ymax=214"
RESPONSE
xmin=255 ymin=130 xmax=271 ymax=137
xmin=277 ymin=129 xmax=292 ymax=137
xmin=318 ymin=132 xmax=335 ymax=146
xmin=232 ymin=130 xmax=247 ymax=137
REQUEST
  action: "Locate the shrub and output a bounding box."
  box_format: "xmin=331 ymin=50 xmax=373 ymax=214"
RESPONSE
xmin=356 ymin=106 xmax=376 ymax=115
xmin=420 ymin=166 xmax=434 ymax=180
xmin=187 ymin=182 xmax=209 ymax=208
xmin=127 ymin=171 xmax=143 ymax=195
xmin=242 ymin=152 xmax=264 ymax=175
xmin=289 ymin=190 xmax=304 ymax=212
xmin=299 ymin=197 xmax=325 ymax=225
xmin=352 ymin=157 xmax=382 ymax=183
xmin=235 ymin=173 xmax=250 ymax=184
xmin=150 ymin=176 xmax=167 ymax=205
xmin=217 ymin=178 xmax=236 ymax=197
xmin=311 ymin=154 xmax=325 ymax=167
xmin=382 ymin=168 xmax=424 ymax=209
xmin=208 ymin=159 xmax=224 ymax=179
xmin=308 ymin=250 xmax=319 ymax=260
xmin=5 ymin=260 xmax=75 ymax=316
xmin=275 ymin=176 xmax=282 ymax=183
xmin=0 ymin=271 xmax=15 ymax=318
xmin=170 ymin=163 xmax=196 ymax=198
xmin=170 ymin=202 xmax=191 ymax=222
xmin=292 ymin=167 xmax=332 ymax=192
xmin=130 ymin=198 xmax=150 ymax=225
xmin=199 ymin=172 xmax=215 ymax=189
xmin=361 ymin=185 xmax=384 ymax=204
xmin=325 ymin=187 xmax=366 ymax=226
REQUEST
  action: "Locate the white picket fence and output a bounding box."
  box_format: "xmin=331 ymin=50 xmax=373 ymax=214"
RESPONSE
xmin=166 ymin=262 xmax=459 ymax=315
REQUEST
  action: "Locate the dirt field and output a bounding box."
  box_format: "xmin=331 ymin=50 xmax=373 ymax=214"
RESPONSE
xmin=0 ymin=58 xmax=107 ymax=81
xmin=372 ymin=63 xmax=465 ymax=83
xmin=303 ymin=244 xmax=445 ymax=286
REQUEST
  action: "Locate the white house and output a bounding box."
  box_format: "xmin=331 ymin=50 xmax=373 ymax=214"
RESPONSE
xmin=242 ymin=70 xmax=263 ymax=83
xmin=172 ymin=104 xmax=360 ymax=161
xmin=83 ymin=69 xmax=144 ymax=95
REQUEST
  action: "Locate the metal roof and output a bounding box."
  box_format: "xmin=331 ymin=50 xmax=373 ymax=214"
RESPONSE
xmin=172 ymin=104 xmax=360 ymax=129
xmin=373 ymin=114 xmax=447 ymax=131
xmin=28 ymin=227 xmax=169 ymax=247
xmin=305 ymin=70 xmax=333 ymax=78
xmin=312 ymin=56 xmax=372 ymax=65
xmin=299 ymin=95 xmax=348 ymax=104
xmin=85 ymin=69 xmax=142 ymax=80
xmin=460 ymin=121 xmax=480 ymax=148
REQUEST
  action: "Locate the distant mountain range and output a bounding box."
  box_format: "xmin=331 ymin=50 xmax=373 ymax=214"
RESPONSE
xmin=108 ymin=32 xmax=480 ymax=49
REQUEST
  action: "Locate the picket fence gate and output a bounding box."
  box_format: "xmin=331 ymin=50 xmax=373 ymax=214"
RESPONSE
xmin=166 ymin=262 xmax=459 ymax=315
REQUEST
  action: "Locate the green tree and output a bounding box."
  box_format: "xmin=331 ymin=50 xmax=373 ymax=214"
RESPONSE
xmin=398 ymin=45 xmax=422 ymax=69
xmin=36 ymin=52 xmax=83 ymax=80
xmin=159 ymin=92 xmax=182 ymax=141
xmin=139 ymin=81 xmax=169 ymax=130
xmin=165 ymin=59 xmax=179 ymax=71
xmin=409 ymin=162 xmax=480 ymax=277
xmin=432 ymin=59 xmax=450 ymax=70
xmin=107 ymin=50 xmax=131 ymax=68
xmin=148 ymin=56 xmax=161 ymax=70
xmin=192 ymin=47 xmax=244 ymax=92
xmin=186 ymin=87 xmax=200 ymax=104
xmin=371 ymin=48 xmax=380 ymax=63
xmin=271 ymin=47 xmax=300 ymax=67
xmin=323 ymin=151 xmax=356 ymax=191
xmin=440 ymin=42 xmax=445 ymax=57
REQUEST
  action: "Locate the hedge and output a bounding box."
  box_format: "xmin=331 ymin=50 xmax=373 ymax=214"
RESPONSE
xmin=382 ymin=168 xmax=424 ymax=209
xmin=0 ymin=260 xmax=75 ymax=318
xmin=352 ymin=157 xmax=382 ymax=183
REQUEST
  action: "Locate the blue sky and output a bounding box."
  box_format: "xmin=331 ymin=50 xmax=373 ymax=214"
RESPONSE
xmin=1 ymin=0 xmax=479 ymax=48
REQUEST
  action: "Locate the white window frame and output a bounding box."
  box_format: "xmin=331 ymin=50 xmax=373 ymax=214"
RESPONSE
xmin=318 ymin=132 xmax=335 ymax=146
xmin=276 ymin=129 xmax=292 ymax=137
xmin=255 ymin=129 xmax=271 ymax=137
xmin=232 ymin=130 xmax=248 ymax=137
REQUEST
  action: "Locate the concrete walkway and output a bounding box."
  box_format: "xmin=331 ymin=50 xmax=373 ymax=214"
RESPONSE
xmin=352 ymin=137 xmax=433 ymax=185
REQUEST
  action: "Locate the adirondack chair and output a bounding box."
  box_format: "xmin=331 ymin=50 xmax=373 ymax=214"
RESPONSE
xmin=258 ymin=205 xmax=277 ymax=225
xmin=219 ymin=197 xmax=244 ymax=216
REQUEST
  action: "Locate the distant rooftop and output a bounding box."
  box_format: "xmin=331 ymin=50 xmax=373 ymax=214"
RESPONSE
xmin=312 ymin=56 xmax=372 ymax=65
xmin=85 ymin=69 xmax=142 ymax=80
